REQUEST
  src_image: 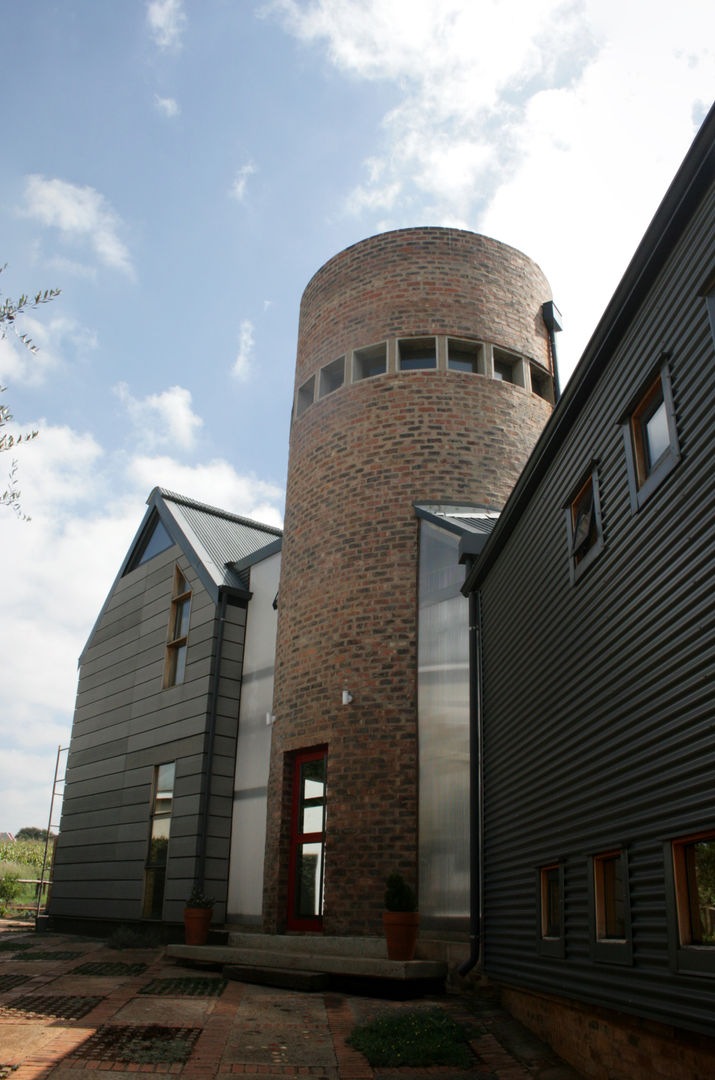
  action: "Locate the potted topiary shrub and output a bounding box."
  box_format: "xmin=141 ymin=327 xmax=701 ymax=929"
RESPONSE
xmin=382 ymin=872 xmax=419 ymax=961
xmin=183 ymin=884 xmax=215 ymax=946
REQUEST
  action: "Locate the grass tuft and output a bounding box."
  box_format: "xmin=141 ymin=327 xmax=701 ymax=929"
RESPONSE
xmin=348 ymin=1007 xmax=472 ymax=1068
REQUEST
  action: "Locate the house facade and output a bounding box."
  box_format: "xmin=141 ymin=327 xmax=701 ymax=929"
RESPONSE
xmin=48 ymin=487 xmax=281 ymax=929
xmin=462 ymin=105 xmax=715 ymax=1073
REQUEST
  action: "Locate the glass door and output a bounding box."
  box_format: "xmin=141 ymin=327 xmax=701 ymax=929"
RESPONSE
xmin=287 ymin=748 xmax=327 ymax=931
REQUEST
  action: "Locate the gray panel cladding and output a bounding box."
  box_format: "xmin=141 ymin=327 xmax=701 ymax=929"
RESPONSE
xmin=476 ymin=182 xmax=715 ymax=1033
xmin=50 ymin=541 xmax=246 ymax=925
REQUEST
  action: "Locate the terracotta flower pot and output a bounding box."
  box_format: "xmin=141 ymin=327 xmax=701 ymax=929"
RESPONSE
xmin=183 ymin=906 xmax=213 ymax=945
xmin=382 ymin=910 xmax=420 ymax=961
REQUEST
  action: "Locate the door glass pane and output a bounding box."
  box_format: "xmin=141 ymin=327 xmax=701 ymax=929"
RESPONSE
xmin=302 ymin=759 xmax=325 ymax=797
xmin=295 ymin=842 xmax=323 ymax=918
xmin=301 ymin=802 xmax=325 ymax=834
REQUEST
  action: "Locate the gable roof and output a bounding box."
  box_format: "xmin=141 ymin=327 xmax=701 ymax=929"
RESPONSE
xmin=79 ymin=487 xmax=282 ymax=666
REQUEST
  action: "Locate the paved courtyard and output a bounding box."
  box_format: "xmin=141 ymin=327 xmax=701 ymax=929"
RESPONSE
xmin=0 ymin=924 xmax=582 ymax=1080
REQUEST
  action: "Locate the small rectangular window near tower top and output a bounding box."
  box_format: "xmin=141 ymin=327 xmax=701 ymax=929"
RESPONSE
xmin=448 ymin=338 xmax=483 ymax=373
xmin=398 ymin=337 xmax=436 ymax=370
xmin=353 ymin=342 xmax=387 ymax=381
xmin=319 ymin=356 xmax=345 ymax=397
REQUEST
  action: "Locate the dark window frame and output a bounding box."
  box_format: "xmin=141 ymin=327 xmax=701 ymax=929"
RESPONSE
xmin=563 ymin=464 xmax=604 ymax=583
xmin=664 ymin=830 xmax=715 ymax=977
xmin=536 ymin=862 xmax=565 ymax=958
xmin=587 ymin=848 xmax=633 ymax=965
xmin=143 ymin=761 xmax=175 ymax=919
xmin=621 ymin=358 xmax=680 ymax=513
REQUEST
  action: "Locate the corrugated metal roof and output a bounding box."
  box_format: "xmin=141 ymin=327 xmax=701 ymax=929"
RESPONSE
xmin=158 ymin=488 xmax=282 ymax=592
xmin=414 ymin=503 xmax=500 ymax=537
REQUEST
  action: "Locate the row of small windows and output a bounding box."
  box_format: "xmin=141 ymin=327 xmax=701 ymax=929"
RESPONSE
xmin=295 ymin=337 xmax=553 ymax=419
xmin=539 ymin=831 xmax=715 ymax=974
xmin=565 ymin=359 xmax=680 ymax=582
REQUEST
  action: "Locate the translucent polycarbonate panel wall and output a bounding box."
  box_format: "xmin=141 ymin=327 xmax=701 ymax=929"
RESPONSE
xmin=227 ymin=552 xmax=280 ymax=922
xmin=418 ymin=521 xmax=470 ymax=926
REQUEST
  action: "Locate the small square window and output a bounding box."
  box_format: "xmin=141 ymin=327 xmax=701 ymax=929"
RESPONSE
xmin=448 ymin=339 xmax=483 ymax=374
xmin=588 ymin=850 xmax=632 ymax=965
xmin=622 ymin=361 xmax=680 ymax=512
xmin=296 ymin=376 xmax=315 ymax=418
xmin=537 ymin=864 xmax=565 ymax=958
xmin=398 ymin=337 xmax=436 ymax=371
xmin=319 ymin=356 xmax=345 ymax=398
xmin=564 ymin=467 xmax=603 ymax=582
xmin=666 ymin=831 xmax=715 ymax=976
xmin=530 ymin=364 xmax=553 ymax=403
xmin=353 ymin=343 xmax=387 ymax=381
xmin=493 ymin=347 xmax=518 ymax=384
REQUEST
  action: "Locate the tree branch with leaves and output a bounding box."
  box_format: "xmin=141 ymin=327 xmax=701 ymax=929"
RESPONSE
xmin=0 ymin=265 xmax=60 ymax=518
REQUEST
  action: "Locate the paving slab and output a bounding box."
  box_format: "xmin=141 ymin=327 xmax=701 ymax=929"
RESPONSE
xmin=108 ymin=995 xmax=216 ymax=1026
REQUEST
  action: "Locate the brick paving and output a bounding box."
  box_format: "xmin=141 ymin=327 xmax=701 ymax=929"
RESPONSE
xmin=0 ymin=928 xmax=582 ymax=1080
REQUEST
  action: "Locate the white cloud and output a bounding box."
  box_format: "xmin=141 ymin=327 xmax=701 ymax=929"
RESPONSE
xmin=0 ymin=416 xmax=284 ymax=832
xmin=21 ymin=175 xmax=133 ymax=277
xmin=127 ymin=455 xmax=284 ymax=526
xmin=0 ymin=315 xmax=97 ymax=387
xmin=268 ymin=0 xmax=714 ymax=378
xmin=114 ymin=382 xmax=204 ymax=451
xmin=154 ymin=93 xmax=180 ymax=117
xmin=232 ymin=319 xmax=255 ymax=381
xmin=230 ymin=162 xmax=257 ymax=203
xmin=146 ymin=0 xmax=186 ymax=51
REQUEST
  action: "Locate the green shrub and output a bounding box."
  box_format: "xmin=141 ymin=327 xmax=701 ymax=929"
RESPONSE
xmin=348 ymin=1008 xmax=472 ymax=1068
xmin=384 ymin=872 xmax=417 ymax=912
xmin=0 ymin=872 xmax=22 ymax=916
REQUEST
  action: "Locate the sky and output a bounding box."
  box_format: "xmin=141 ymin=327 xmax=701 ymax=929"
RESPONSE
xmin=0 ymin=0 xmax=712 ymax=834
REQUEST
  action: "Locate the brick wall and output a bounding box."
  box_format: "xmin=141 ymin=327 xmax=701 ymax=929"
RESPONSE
xmin=264 ymin=228 xmax=553 ymax=935
xmin=501 ymin=985 xmax=715 ymax=1080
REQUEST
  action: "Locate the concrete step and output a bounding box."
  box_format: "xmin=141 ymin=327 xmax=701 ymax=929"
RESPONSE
xmin=226 ymin=932 xmax=387 ymax=958
xmin=223 ymin=964 xmax=330 ymax=991
xmin=165 ymin=941 xmax=447 ymax=982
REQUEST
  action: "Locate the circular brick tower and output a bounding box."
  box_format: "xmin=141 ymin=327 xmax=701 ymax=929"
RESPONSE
xmin=264 ymin=228 xmax=554 ymax=936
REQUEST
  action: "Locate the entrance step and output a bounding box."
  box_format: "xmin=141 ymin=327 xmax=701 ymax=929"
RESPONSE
xmin=166 ymin=933 xmax=447 ymax=987
xmin=224 ymin=964 xmax=330 ymax=992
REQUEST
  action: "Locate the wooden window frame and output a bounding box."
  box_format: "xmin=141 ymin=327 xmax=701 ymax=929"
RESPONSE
xmin=537 ymin=863 xmax=565 ymax=958
xmin=588 ymin=849 xmax=633 ymax=965
xmin=563 ymin=465 xmax=603 ymax=583
xmin=621 ymin=359 xmax=680 ymax=513
xmin=164 ymin=566 xmax=191 ymax=688
xmin=665 ymin=830 xmax=715 ymax=977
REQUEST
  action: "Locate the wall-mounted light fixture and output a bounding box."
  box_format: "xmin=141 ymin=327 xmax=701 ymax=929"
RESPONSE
xmin=342 ymin=689 xmax=353 ymax=706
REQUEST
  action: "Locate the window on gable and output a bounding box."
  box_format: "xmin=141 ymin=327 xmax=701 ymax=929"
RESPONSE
xmin=124 ymin=513 xmax=173 ymax=573
xmin=537 ymin=863 xmax=565 ymax=957
xmin=564 ymin=467 xmax=603 ymax=582
xmin=164 ymin=568 xmax=191 ymax=688
xmin=589 ymin=849 xmax=632 ymax=965
xmin=622 ymin=360 xmax=680 ymax=512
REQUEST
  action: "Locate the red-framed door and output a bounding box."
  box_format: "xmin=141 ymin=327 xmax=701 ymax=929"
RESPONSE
xmin=286 ymin=747 xmax=327 ymax=931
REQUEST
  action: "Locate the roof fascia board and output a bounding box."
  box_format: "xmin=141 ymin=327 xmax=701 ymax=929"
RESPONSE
xmin=232 ymin=537 xmax=283 ymax=573
xmin=463 ymin=105 xmax=715 ymax=596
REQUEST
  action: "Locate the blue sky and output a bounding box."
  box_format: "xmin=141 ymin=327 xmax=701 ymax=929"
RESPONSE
xmin=1 ymin=0 xmax=712 ymax=832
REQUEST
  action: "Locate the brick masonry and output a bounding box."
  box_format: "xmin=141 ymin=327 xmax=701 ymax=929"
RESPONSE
xmin=501 ymin=984 xmax=715 ymax=1080
xmin=264 ymin=228 xmax=553 ymax=935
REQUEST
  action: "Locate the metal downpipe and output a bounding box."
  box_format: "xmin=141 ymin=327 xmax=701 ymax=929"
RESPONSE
xmin=196 ymin=590 xmax=228 ymax=890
